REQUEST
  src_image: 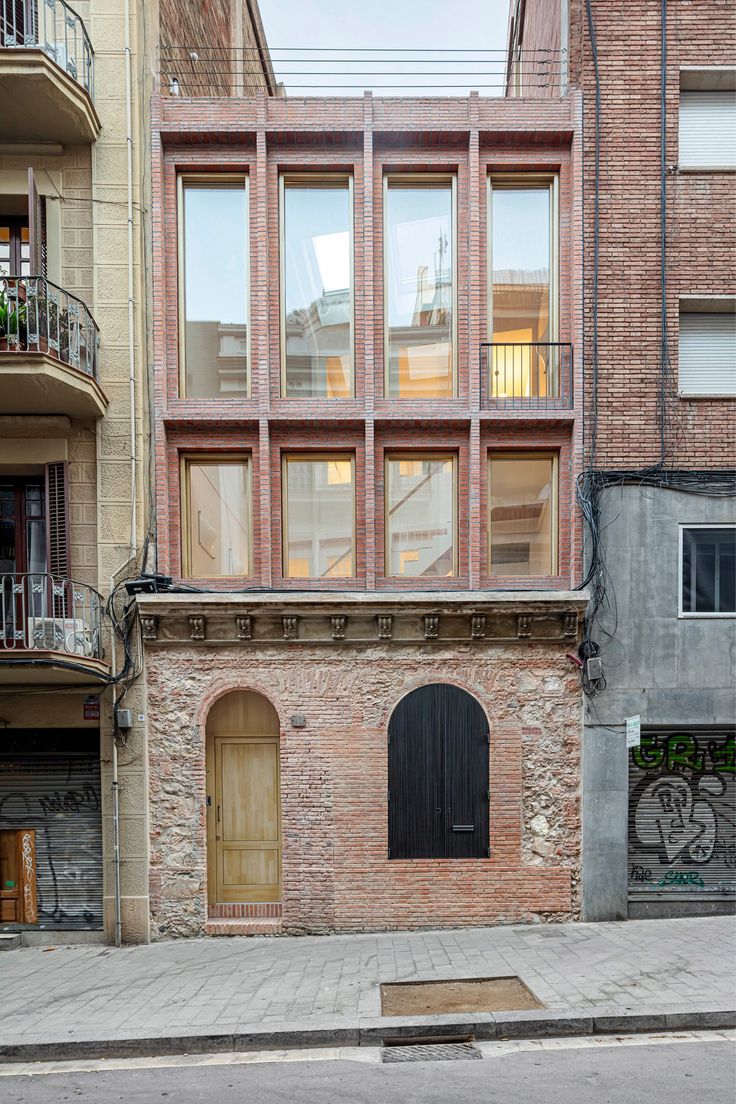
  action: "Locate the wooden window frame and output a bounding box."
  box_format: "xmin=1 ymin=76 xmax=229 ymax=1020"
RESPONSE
xmin=177 ymin=174 xmax=251 ymax=400
xmin=487 ymin=174 xmax=559 ymax=344
xmin=383 ymin=173 xmax=458 ymax=400
xmin=487 ymin=451 xmax=559 ymax=578
xmin=279 ymin=173 xmax=355 ymax=399
xmin=281 ymin=452 xmax=356 ymax=580
xmin=180 ymin=453 xmax=253 ymax=579
xmin=384 ymin=451 xmax=459 ymax=579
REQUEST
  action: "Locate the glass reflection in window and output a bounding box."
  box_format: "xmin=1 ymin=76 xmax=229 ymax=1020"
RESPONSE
xmin=490 ymin=183 xmax=555 ymax=399
xmin=386 ymin=456 xmax=455 ymax=577
xmin=489 ymin=455 xmax=556 ymax=575
xmin=282 ymin=179 xmax=352 ymax=397
xmin=184 ymin=459 xmax=251 ymax=577
xmin=181 ymin=179 xmax=249 ymax=398
xmin=284 ymin=457 xmax=354 ymax=578
xmin=386 ymin=181 xmax=454 ymax=398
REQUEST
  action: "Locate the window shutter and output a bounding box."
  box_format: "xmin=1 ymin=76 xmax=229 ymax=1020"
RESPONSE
xmin=28 ymin=167 xmax=46 ymax=277
xmin=679 ymin=313 xmax=736 ymax=397
xmin=678 ymin=91 xmax=736 ymax=169
xmin=45 ymin=462 xmax=70 ymax=579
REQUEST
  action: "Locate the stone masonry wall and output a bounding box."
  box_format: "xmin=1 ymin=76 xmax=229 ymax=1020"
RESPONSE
xmin=146 ymin=642 xmax=582 ymax=938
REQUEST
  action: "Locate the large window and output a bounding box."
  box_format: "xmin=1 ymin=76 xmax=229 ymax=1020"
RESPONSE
xmin=388 ymin=684 xmax=489 ymax=860
xmin=488 ymin=178 xmax=558 ymax=398
xmin=385 ymin=178 xmax=455 ymax=398
xmin=386 ymin=455 xmax=456 ymax=577
xmin=281 ymin=177 xmax=353 ymax=398
xmin=283 ymin=455 xmax=355 ymax=578
xmin=180 ymin=178 xmax=249 ymax=399
xmin=488 ymin=454 xmax=557 ymax=576
xmin=182 ymin=458 xmax=251 ymax=577
xmin=680 ymin=526 xmax=736 ymax=616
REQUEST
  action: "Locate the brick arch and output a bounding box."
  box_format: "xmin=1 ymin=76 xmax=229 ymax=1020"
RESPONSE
xmin=193 ymin=678 xmax=287 ymax=735
xmin=379 ymin=675 xmax=492 ymax=734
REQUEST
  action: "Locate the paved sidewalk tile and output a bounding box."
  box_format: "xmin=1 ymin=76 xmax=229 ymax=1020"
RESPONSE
xmin=0 ymin=916 xmax=733 ymax=1046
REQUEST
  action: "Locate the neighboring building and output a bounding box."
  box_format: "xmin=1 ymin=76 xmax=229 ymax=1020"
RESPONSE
xmin=139 ymin=61 xmax=588 ymax=936
xmin=0 ymin=1 xmax=274 ymax=945
xmin=510 ymin=0 xmax=736 ymax=919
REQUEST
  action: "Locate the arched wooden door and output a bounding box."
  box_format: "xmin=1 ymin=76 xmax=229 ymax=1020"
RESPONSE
xmin=388 ymin=683 xmax=489 ymax=859
xmin=205 ymin=690 xmax=281 ymax=904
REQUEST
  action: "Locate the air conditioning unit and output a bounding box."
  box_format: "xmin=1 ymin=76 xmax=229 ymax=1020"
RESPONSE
xmin=27 ymin=617 xmax=94 ymax=657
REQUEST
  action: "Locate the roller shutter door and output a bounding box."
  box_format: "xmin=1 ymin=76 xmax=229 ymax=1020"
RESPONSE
xmin=628 ymin=729 xmax=735 ymax=903
xmin=0 ymin=731 xmax=102 ymax=929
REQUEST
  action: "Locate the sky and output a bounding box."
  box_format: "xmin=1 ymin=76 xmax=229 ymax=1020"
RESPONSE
xmin=258 ymin=0 xmax=513 ymax=96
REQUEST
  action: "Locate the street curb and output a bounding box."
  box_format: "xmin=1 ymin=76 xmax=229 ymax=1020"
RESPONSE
xmin=0 ymin=1008 xmax=733 ymax=1063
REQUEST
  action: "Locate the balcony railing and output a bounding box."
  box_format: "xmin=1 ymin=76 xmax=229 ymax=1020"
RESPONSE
xmin=0 ymin=573 xmax=103 ymax=660
xmin=0 ymin=276 xmax=99 ymax=381
xmin=0 ymin=0 xmax=93 ymax=97
xmin=481 ymin=342 xmax=573 ymax=410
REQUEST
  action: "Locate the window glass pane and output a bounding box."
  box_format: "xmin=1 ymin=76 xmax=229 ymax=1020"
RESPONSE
xmin=489 ymin=456 xmax=555 ymax=575
xmin=491 ymin=185 xmax=553 ymax=398
xmin=387 ymin=457 xmax=455 ymax=577
xmin=182 ymin=181 xmax=248 ymax=398
xmin=0 ymin=225 xmax=10 ymax=276
xmin=185 ymin=461 xmax=250 ymax=577
xmin=386 ymin=183 xmax=454 ymax=398
xmin=283 ymin=181 xmax=352 ymax=397
xmin=682 ymin=528 xmax=736 ymax=614
xmin=284 ymin=458 xmax=354 ymax=578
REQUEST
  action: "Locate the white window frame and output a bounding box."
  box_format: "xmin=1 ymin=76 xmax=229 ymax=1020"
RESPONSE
xmin=678 ymin=523 xmax=736 ymax=619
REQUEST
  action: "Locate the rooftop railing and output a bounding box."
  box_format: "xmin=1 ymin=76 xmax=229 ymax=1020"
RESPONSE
xmin=0 ymin=276 xmax=99 ymax=382
xmin=481 ymin=342 xmax=573 ymax=410
xmin=0 ymin=573 xmax=104 ymax=661
xmin=0 ymin=0 xmax=94 ymax=98
xmin=159 ymin=47 xmax=566 ymax=98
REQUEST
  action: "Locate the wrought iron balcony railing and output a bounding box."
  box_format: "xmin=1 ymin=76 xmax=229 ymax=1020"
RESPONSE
xmin=0 ymin=573 xmax=104 ymax=660
xmin=0 ymin=0 xmax=94 ymax=97
xmin=0 ymin=276 xmax=99 ymax=381
xmin=481 ymin=342 xmax=573 ymax=410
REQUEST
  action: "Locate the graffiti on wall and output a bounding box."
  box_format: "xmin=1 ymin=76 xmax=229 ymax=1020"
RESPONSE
xmin=628 ymin=731 xmax=735 ymax=896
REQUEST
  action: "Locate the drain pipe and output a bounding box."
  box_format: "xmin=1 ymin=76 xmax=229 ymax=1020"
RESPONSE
xmin=124 ymin=0 xmax=137 ymax=557
xmin=108 ymin=558 xmax=134 ymax=948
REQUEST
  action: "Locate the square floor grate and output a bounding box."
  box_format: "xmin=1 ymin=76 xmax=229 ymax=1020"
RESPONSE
xmin=381 ymin=1042 xmax=482 ymax=1063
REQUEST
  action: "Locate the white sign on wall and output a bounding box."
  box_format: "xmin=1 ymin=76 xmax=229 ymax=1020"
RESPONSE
xmin=626 ymin=715 xmax=641 ymax=749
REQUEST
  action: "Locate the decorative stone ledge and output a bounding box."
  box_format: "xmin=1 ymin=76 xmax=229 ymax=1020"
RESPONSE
xmin=136 ymin=590 xmax=588 ymax=648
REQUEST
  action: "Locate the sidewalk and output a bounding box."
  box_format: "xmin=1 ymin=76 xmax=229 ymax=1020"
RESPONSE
xmin=1 ymin=916 xmax=734 ymax=1060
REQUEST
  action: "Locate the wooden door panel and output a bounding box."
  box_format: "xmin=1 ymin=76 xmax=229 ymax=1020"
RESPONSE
xmin=215 ymin=737 xmax=281 ymax=903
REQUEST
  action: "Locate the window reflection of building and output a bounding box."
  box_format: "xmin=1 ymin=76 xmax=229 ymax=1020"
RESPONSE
xmin=386 ymin=457 xmax=455 ymax=577
xmin=284 ymin=457 xmax=354 ymax=578
xmin=489 ymin=456 xmax=556 ymax=576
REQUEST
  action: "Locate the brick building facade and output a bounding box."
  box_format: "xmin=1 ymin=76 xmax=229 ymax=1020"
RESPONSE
xmin=140 ymin=85 xmax=589 ymax=937
xmin=511 ymin=0 xmax=736 ymax=919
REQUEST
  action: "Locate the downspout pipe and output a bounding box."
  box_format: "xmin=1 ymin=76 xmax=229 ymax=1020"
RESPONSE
xmin=124 ymin=0 xmax=137 ymax=557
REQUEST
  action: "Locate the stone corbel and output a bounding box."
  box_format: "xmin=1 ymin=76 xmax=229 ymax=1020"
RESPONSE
xmin=423 ymin=614 xmax=439 ymax=640
xmin=470 ymin=613 xmax=486 ymax=640
xmin=140 ymin=615 xmax=158 ymax=641
xmin=188 ymin=615 xmax=206 ymax=641
xmin=235 ymin=615 xmax=252 ymax=641
xmin=377 ymin=614 xmax=393 ymax=640
xmin=563 ymin=611 xmax=578 ymax=638
xmin=283 ymin=616 xmax=299 ymax=640
xmin=517 ymin=614 xmax=532 ymax=638
xmin=330 ymin=616 xmax=347 ymax=640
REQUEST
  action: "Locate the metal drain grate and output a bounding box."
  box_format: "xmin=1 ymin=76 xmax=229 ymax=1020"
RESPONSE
xmin=381 ymin=1042 xmax=482 ymax=1063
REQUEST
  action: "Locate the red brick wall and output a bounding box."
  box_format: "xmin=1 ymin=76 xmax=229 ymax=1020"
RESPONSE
xmin=523 ymin=0 xmax=735 ymax=467
xmin=149 ymin=95 xmax=586 ymax=592
xmin=146 ymin=644 xmax=582 ymax=936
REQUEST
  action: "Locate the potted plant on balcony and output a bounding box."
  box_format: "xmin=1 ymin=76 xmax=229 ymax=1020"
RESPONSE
xmin=0 ymin=288 xmax=27 ymax=351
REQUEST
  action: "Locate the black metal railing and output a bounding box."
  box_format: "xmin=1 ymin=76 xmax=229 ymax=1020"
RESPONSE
xmin=0 ymin=0 xmax=94 ymax=97
xmin=480 ymin=342 xmax=573 ymax=409
xmin=0 ymin=573 xmax=104 ymax=660
xmin=0 ymin=276 xmax=99 ymax=381
xmin=159 ymin=46 xmax=566 ymax=98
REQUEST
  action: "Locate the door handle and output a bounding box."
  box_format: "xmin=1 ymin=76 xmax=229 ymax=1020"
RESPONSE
xmin=217 ymin=804 xmax=221 ymax=823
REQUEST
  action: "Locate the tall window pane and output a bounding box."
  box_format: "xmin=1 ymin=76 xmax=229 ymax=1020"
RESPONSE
xmin=181 ymin=180 xmax=249 ymax=398
xmin=490 ymin=183 xmax=554 ymax=398
xmin=284 ymin=457 xmax=354 ymax=578
xmin=283 ymin=179 xmax=352 ymax=397
xmin=386 ymin=181 xmax=454 ymax=398
xmin=489 ymin=456 xmax=556 ymax=576
xmin=184 ymin=460 xmax=250 ymax=577
xmin=386 ymin=456 xmax=455 ymax=577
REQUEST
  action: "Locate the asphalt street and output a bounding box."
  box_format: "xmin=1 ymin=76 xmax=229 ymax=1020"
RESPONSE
xmin=1 ymin=1035 xmax=734 ymax=1104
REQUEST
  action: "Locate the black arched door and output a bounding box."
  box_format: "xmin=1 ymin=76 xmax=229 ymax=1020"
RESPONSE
xmin=388 ymin=684 xmax=489 ymax=859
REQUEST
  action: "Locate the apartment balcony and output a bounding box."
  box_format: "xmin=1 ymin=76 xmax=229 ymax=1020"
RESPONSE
xmin=0 ymin=0 xmax=99 ymax=143
xmin=480 ymin=342 xmax=573 ymax=412
xmin=0 ymin=573 xmax=108 ymax=684
xmin=0 ymin=276 xmax=105 ymax=417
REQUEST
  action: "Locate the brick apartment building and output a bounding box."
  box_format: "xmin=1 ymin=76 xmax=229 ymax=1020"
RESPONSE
xmin=0 ymin=1 xmax=274 ymax=946
xmin=510 ymin=0 xmax=735 ymax=919
xmin=138 ymin=46 xmax=589 ymax=935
